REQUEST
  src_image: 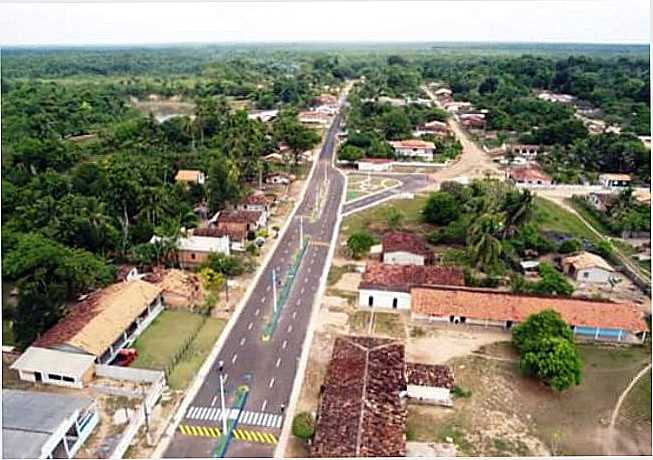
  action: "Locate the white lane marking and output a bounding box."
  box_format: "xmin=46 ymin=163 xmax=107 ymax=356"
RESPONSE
xmin=208 ymin=408 xmax=218 ymax=419
xmin=211 ymin=396 xmax=217 ymax=407
xmin=248 ymin=322 xmax=253 ymax=330
xmin=267 ymin=285 xmax=271 ymax=292
xmin=261 ymin=400 xmax=268 ymax=412
xmin=301 ymin=287 xmax=305 ymax=294
xmin=187 ymin=406 xmax=198 ymax=418
xmin=255 ymin=308 xmax=260 ymax=316
xmin=292 ymin=311 xmax=297 ymax=319
xmin=199 ymin=407 xmax=209 ymax=419
xmin=240 ymin=337 xmax=246 ymax=346
xmin=212 ymin=408 xmax=222 ymax=420
xmin=276 ymin=357 xmax=282 ymax=368
xmin=287 ymin=325 xmax=293 ymax=333
xmin=274 ymin=415 xmax=283 ymax=428
xmin=282 ymin=340 xmax=288 ymax=349
xmin=268 ymin=377 xmax=275 ymax=388
xmin=261 ymin=296 xmax=266 ymax=302
xmin=296 ymin=299 xmax=301 ymax=306
xmin=232 ymin=354 xmax=238 ymax=364
xmin=223 ymin=374 xmax=229 ymax=383
xmin=305 ymin=277 xmax=309 ymax=283
xmin=252 ymin=413 xmax=261 ymax=425
xmin=261 ymin=414 xmax=270 ymax=426
xmin=308 ymin=267 xmax=311 ymax=273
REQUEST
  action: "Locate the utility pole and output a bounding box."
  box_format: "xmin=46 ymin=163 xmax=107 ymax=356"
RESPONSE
xmin=218 ymin=361 xmax=227 ymax=435
xmin=224 ymin=275 xmax=229 ymax=304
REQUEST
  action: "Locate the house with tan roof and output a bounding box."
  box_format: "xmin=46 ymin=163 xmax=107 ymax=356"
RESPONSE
xmin=389 ymin=139 xmax=435 ymax=161
xmin=562 ymin=251 xmax=616 ymax=284
xmin=12 ymin=280 xmax=164 ymax=388
xmin=358 ymin=262 xmax=465 ymax=310
xmin=174 ymin=169 xmax=206 ymax=185
xmin=508 ymin=166 xmax=552 ymax=186
xmin=411 ymin=285 xmax=647 ymax=343
xmin=381 ymin=231 xmax=433 ymax=266
xmin=600 ymin=173 xmax=631 ymax=189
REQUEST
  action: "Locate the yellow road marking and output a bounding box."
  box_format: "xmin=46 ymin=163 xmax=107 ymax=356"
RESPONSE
xmin=178 ymin=425 xmax=221 ymax=437
xmin=179 ymin=424 xmax=277 ymax=444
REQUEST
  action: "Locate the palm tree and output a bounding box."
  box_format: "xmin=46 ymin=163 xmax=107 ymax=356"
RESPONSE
xmin=468 ymin=213 xmax=504 ymax=271
xmin=501 ymin=189 xmax=534 ymax=238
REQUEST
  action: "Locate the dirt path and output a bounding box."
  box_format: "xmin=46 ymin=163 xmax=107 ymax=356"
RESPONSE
xmin=605 ymin=363 xmax=652 ymax=455
xmin=422 ymin=85 xmax=501 ymax=186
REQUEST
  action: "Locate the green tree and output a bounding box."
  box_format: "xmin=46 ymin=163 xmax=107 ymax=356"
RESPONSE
xmin=199 ymin=267 xmax=225 ymax=293
xmin=501 ymin=189 xmax=533 ymax=238
xmin=423 ymin=192 xmax=460 ymax=225
xmin=512 ymin=309 xmax=574 ymax=354
xmin=207 ymin=154 xmax=241 ymax=211
xmin=557 ymin=238 xmax=582 ymax=254
xmin=467 ymin=213 xmax=504 ymax=271
xmin=520 ymin=336 xmax=582 ymax=391
xmin=347 ymin=231 xmax=376 ymax=259
xmin=291 ymin=412 xmax=315 ymax=441
xmin=203 ymin=253 xmax=245 ymax=277
xmin=386 ymin=207 xmax=404 ymax=230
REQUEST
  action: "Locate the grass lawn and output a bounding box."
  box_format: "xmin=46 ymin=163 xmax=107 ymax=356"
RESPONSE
xmin=132 ymin=310 xmax=226 ymax=389
xmin=533 ymin=197 xmax=600 ymax=243
xmin=406 ymin=343 xmax=651 ymax=456
xmin=373 ymin=312 xmax=406 ymax=338
xmin=167 ymin=317 xmax=226 ymax=389
xmin=341 ymin=193 xmax=430 ymax=240
xmin=566 ymin=198 xmax=614 ymax=236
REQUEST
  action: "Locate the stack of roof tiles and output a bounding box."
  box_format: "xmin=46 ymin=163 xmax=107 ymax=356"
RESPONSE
xmin=360 ymin=262 xmax=465 ymax=292
xmin=311 ymin=336 xmax=407 ymax=458
xmin=406 ymin=363 xmax=454 ymax=389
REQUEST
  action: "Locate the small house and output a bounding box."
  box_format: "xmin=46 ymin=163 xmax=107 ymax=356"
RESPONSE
xmin=405 ymin=363 xmax=454 ymax=407
xmin=265 ymin=172 xmax=295 ymax=186
xmin=508 ymin=166 xmax=552 ymax=186
xmin=389 ymin=139 xmax=435 ymax=161
xmin=174 ymin=169 xmax=206 ymax=185
xmin=562 ymin=252 xmax=616 ymax=284
xmin=587 ymin=192 xmax=617 ymax=212
xmin=382 ymin=232 xmax=433 ymax=266
xmin=599 ymin=173 xmax=631 ymax=189
xmin=195 ymin=226 xmax=247 ymax=252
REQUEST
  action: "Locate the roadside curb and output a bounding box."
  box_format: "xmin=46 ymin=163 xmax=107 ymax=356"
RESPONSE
xmin=151 ymin=103 xmax=328 ymax=459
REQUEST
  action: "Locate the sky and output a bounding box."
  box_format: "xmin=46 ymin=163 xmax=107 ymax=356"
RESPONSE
xmin=0 ymin=1 xmax=650 ymax=46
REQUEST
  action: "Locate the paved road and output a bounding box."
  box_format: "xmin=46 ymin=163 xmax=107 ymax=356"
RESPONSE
xmin=342 ymin=173 xmax=430 ymax=215
xmin=164 ymin=101 xmax=346 ymax=458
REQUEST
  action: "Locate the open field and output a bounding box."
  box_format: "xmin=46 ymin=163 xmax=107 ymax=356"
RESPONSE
xmin=131 ymin=310 xmax=226 ymax=389
xmin=566 ymin=197 xmax=615 ymax=236
xmin=340 ymin=193 xmax=430 ymax=240
xmin=533 ymin=197 xmax=600 ymax=243
xmin=407 ymin=342 xmax=651 ymax=456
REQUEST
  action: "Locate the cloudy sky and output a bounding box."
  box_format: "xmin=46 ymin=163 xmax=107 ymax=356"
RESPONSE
xmin=0 ymin=1 xmax=649 ymax=46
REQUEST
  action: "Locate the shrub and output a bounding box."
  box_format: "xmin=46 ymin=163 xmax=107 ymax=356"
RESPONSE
xmin=512 ymin=309 xmax=573 ymax=353
xmin=423 ymin=191 xmax=460 ymax=225
xmin=557 ymin=238 xmax=581 ymax=254
xmin=292 ymin=412 xmax=315 ymax=441
xmin=451 ymin=385 xmax=472 ymax=399
xmin=347 ymin=231 xmax=376 ymax=259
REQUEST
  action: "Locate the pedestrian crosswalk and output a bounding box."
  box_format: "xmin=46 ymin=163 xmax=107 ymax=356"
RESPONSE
xmin=185 ymin=406 xmax=283 ymax=429
xmin=233 ymin=428 xmax=278 ymax=444
xmin=178 ymin=425 xmax=221 ymax=437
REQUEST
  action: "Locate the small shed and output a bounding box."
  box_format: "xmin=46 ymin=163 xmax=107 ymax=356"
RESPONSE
xmin=405 ymin=362 xmax=455 ymax=406
xmin=10 ymin=347 xmax=95 ymax=389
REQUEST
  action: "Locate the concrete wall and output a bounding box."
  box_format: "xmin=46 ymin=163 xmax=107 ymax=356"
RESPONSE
xmin=358 ymin=289 xmax=411 ymax=310
xmin=18 ymin=369 xmax=86 ymax=390
xmin=178 ymin=250 xmax=212 ymax=269
xmin=383 ymin=251 xmax=425 ymax=266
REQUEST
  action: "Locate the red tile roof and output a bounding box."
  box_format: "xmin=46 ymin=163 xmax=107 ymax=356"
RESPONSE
xmin=311 ymin=336 xmax=406 ymax=458
xmin=360 ymin=262 xmax=465 ymax=292
xmin=242 ymin=193 xmax=273 ymax=206
xmin=390 ymin=139 xmax=435 ymax=149
xmin=509 ymin=166 xmax=551 ymax=183
xmin=195 ymin=225 xmax=246 ymax=241
xmin=406 ymin=363 xmax=454 ymax=389
xmin=411 ymin=286 xmax=648 ymax=333
xmin=382 ymin=232 xmax=432 ymax=259
xmin=216 ymin=210 xmax=262 ymax=224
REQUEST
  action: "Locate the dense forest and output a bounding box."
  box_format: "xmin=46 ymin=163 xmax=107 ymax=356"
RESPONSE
xmin=1 ymin=43 xmax=649 ymax=347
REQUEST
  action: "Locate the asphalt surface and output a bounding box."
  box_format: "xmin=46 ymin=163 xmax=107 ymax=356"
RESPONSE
xmin=164 ymin=107 xmax=346 ymax=458
xmin=342 ymin=173 xmax=430 ymax=215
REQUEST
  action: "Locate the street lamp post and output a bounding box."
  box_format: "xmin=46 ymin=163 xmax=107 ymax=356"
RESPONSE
xmin=272 ymin=268 xmax=277 ymax=314
xmin=218 ymin=361 xmax=227 ymax=435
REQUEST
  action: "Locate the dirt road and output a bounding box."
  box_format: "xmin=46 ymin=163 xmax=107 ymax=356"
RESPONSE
xmin=422 ymin=85 xmax=501 ymax=187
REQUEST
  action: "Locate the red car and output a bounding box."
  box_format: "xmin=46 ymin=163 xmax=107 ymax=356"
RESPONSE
xmin=113 ymin=348 xmax=138 ymax=367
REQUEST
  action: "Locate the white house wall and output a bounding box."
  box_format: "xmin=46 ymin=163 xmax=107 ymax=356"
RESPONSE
xmin=358 ymin=289 xmax=411 ymax=310
xmin=575 ymin=267 xmax=612 ymax=284
xmin=382 ymin=251 xmax=425 ymax=266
